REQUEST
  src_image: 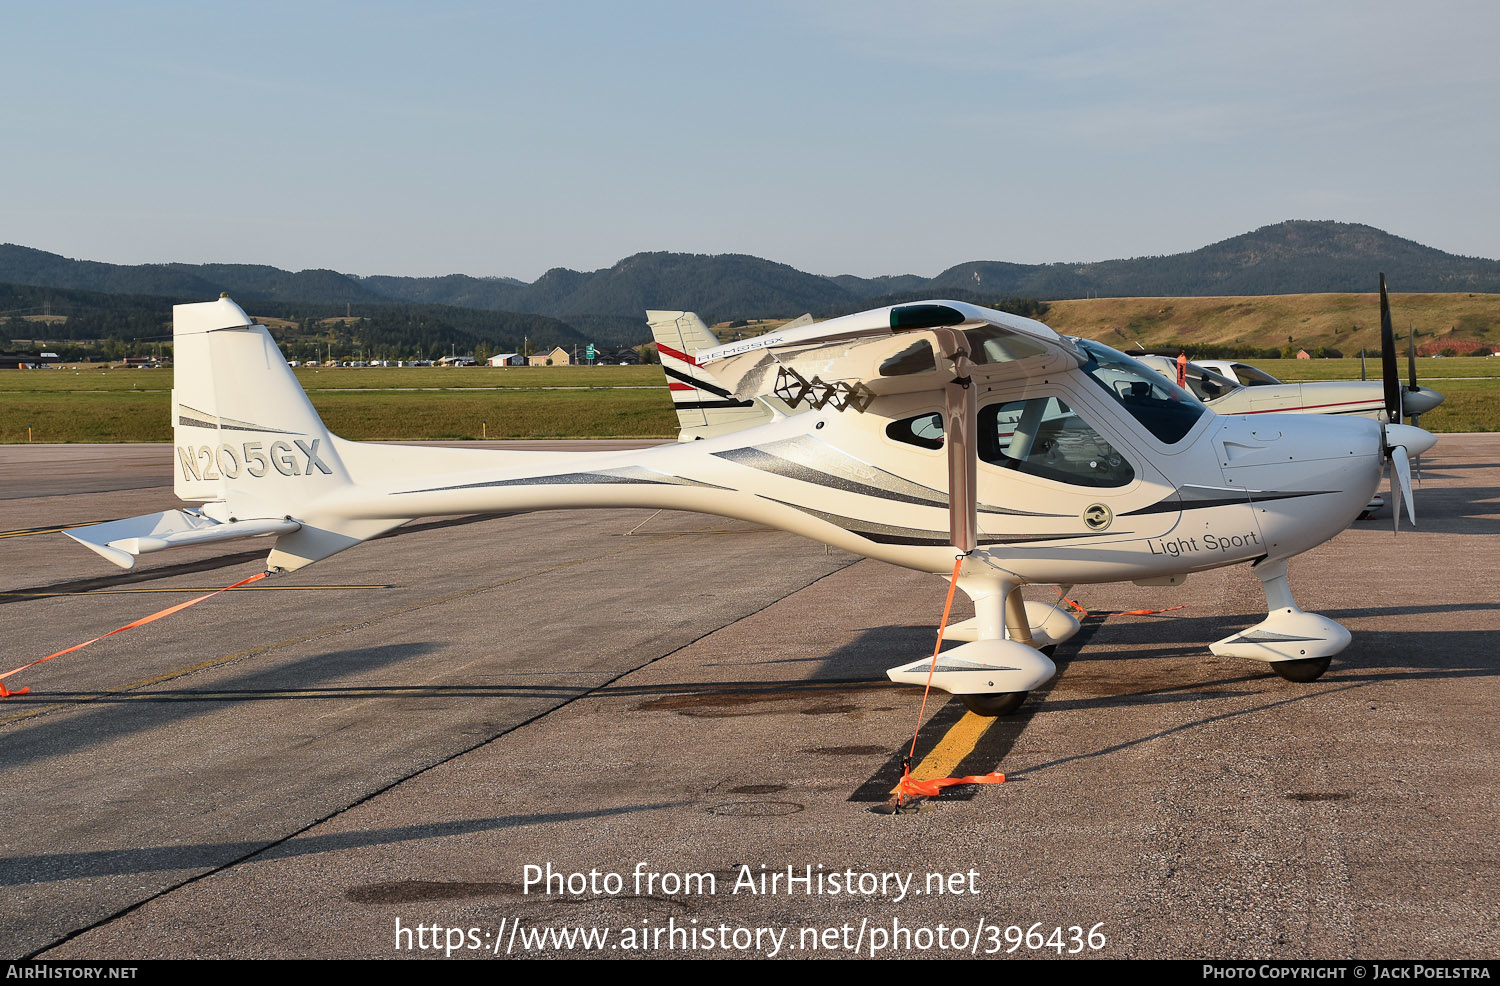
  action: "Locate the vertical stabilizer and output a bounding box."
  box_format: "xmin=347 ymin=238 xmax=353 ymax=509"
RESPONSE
xmin=646 ymin=311 xmax=807 ymax=441
xmin=171 ymin=297 xmax=350 ymax=521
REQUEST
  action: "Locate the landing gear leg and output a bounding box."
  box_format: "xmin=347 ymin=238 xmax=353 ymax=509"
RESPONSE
xmin=958 ymin=581 xmax=1037 ymax=715
xmin=886 ymin=578 xmax=1055 ymax=717
xmin=1208 ymin=559 xmax=1347 ymax=682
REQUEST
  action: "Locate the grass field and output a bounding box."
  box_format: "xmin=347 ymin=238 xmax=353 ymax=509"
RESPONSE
xmin=0 ymin=365 xmax=678 ymax=443
xmin=1043 ymin=292 xmax=1500 ymax=356
xmin=0 ymin=364 xmax=665 ymax=394
xmin=2 ymin=357 xmax=1496 ymax=443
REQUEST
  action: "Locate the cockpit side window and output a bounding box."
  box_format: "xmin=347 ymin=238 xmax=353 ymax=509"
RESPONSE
xmin=885 ymin=400 xmax=1137 ymax=489
xmin=980 ymin=397 xmax=1135 ymax=488
xmin=1074 ymin=338 xmax=1206 ymax=445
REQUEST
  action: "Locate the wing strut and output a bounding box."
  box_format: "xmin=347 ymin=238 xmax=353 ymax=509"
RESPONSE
xmin=935 ymin=328 xmax=978 ymax=553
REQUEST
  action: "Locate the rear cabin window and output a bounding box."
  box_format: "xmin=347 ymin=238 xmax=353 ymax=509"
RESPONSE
xmin=885 ymin=411 xmax=945 ymax=450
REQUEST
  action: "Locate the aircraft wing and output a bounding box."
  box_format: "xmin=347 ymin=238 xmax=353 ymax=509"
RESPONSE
xmin=695 ymin=301 xmax=1080 ymax=405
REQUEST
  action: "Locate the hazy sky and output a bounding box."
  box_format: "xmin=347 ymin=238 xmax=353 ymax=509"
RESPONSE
xmin=4 ymin=1 xmax=1497 ymax=280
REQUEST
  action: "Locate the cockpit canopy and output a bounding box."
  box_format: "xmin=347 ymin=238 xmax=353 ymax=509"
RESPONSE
xmin=1072 ymin=339 xmax=1207 ymax=445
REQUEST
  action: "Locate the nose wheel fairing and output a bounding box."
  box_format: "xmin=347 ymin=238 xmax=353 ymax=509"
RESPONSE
xmin=885 ymin=579 xmax=1077 ymax=711
xmin=886 ymin=639 xmax=1057 ymax=697
xmin=1209 ymin=558 xmax=1349 ymax=680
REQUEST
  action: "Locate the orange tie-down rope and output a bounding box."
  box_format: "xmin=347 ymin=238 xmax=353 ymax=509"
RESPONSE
xmin=1056 ymin=587 xmax=1184 ymax=619
xmin=896 ymin=556 xmax=1006 ymax=805
xmin=0 ymin=570 xmax=270 ymax=698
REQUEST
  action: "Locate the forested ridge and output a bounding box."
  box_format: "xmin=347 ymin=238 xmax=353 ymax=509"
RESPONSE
xmin=6 ymin=221 xmax=1499 ymax=354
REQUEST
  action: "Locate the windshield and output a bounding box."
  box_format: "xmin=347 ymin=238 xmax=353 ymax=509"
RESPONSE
xmin=1230 ymin=363 xmax=1281 ymax=387
xmin=1179 ymin=364 xmax=1240 ymax=402
xmin=1074 ymin=339 xmax=1206 ymax=445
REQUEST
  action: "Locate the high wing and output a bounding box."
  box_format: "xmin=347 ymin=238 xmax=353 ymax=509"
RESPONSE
xmin=692 ymin=301 xmax=1082 ymax=551
xmin=695 ymin=301 xmax=1080 ymax=406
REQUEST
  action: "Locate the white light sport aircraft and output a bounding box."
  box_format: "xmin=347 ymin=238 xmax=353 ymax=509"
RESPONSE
xmin=1193 ymin=338 xmax=1445 ymax=430
xmin=63 ymin=280 xmax=1436 ymax=717
xmin=1133 ymin=352 xmax=1443 ymax=423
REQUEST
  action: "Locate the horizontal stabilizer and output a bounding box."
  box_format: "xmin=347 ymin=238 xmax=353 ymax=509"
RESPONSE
xmin=64 ymin=509 xmax=300 ymax=570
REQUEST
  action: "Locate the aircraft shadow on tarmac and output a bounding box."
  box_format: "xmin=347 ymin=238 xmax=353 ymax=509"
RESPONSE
xmin=999 ymin=626 xmax=1497 ymax=780
xmin=4 ymin=513 xmax=506 ymax=604
xmin=0 ymin=804 xmax=687 ymax=887
xmin=1 ymin=642 xmax=448 ymax=770
xmin=1374 ymin=482 xmax=1500 ymax=533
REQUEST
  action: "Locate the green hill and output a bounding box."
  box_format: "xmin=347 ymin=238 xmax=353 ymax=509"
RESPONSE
xmin=1042 ymin=292 xmax=1500 ymax=356
xmin=7 ymin=221 xmax=1500 ymax=347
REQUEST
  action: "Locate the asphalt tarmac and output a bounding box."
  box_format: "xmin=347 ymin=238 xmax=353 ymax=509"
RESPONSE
xmin=2 ymin=438 xmax=1496 ymax=960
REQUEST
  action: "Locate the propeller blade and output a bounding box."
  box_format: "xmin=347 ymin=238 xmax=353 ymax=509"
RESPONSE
xmin=1388 ymin=453 xmax=1402 ymax=535
xmin=1407 ymin=326 xmax=1419 ymax=392
xmin=1360 ymin=348 xmax=1367 ymax=381
xmin=1379 ymin=274 xmax=1402 ymax=425
xmin=1390 ymin=444 xmax=1415 ymax=527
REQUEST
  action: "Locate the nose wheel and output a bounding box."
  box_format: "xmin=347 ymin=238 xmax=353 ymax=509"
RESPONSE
xmin=956 ymin=644 xmax=1054 ymax=716
xmin=960 ymin=691 xmax=1029 ymax=716
xmin=1270 ymin=655 xmax=1332 ymax=683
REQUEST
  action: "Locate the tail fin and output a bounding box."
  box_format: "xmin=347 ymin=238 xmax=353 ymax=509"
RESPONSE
xmin=172 ymin=297 xmax=349 ymax=514
xmin=66 ymin=297 xmax=407 ymax=572
xmin=646 ymin=311 xmax=812 ymax=441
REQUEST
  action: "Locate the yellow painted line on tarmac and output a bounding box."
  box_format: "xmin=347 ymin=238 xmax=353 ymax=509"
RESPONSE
xmin=890 ymin=711 xmax=994 ymax=795
xmin=1 ymin=585 xmax=389 ymax=597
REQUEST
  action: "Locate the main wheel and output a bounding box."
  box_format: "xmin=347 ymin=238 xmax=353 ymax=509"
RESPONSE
xmin=1271 ymin=656 xmax=1331 ymax=682
xmin=960 ymin=691 xmax=1029 ymax=717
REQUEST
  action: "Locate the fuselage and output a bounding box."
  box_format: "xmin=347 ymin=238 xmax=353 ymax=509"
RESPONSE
xmin=311 ymin=352 xmax=1385 ymax=587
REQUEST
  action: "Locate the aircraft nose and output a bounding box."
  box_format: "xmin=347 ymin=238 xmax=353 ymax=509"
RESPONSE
xmin=1386 ymin=422 xmax=1438 ymax=457
xmin=1403 ymin=386 xmax=1444 ymax=416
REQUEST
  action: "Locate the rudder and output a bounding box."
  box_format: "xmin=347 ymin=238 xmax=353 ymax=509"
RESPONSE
xmin=646 ymin=310 xmax=811 ymax=441
xmin=171 ymin=297 xmax=350 ymax=520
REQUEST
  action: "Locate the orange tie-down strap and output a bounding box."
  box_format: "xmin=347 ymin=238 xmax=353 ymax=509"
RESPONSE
xmin=0 ymin=570 xmax=270 ymax=698
xmin=897 ymin=556 xmax=1008 ymax=804
xmin=1057 ymin=588 xmax=1184 ymax=619
xmin=898 ymin=771 xmax=1007 ymax=799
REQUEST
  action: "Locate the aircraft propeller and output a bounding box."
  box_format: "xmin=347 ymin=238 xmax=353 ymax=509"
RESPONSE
xmin=1379 ymin=274 xmax=1427 ymax=531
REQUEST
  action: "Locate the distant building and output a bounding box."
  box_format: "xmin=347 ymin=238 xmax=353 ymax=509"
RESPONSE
xmin=598 ymin=346 xmax=643 ymax=365
xmin=0 ymin=351 xmax=59 ymax=369
xmin=528 ymin=346 xmax=571 ymax=366
xmin=488 ymin=353 xmax=524 ymax=367
xmin=1295 ymin=350 xmax=1311 ymax=359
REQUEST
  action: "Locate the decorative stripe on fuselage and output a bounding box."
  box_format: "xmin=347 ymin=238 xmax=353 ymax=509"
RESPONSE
xmin=394 ymin=466 xmax=728 ymax=496
xmin=715 ymin=436 xmax=1067 ymax=518
xmin=760 ymin=497 xmax=1114 ymax=548
xmin=1120 ymin=486 xmax=1335 ymax=517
